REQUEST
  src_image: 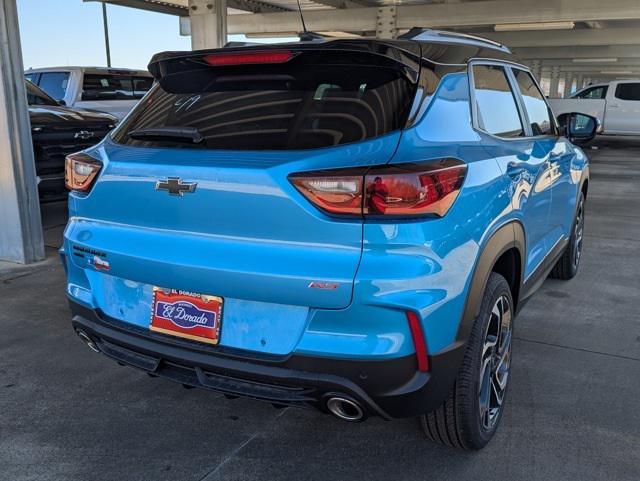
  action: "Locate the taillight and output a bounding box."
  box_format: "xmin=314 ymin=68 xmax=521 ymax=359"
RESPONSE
xmin=289 ymin=169 xmax=364 ymax=216
xmin=203 ymin=50 xmax=295 ymax=66
xmin=289 ymin=159 xmax=466 ymax=218
xmin=65 ymin=152 xmax=102 ymax=192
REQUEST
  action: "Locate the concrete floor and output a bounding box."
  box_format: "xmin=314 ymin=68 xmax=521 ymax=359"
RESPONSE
xmin=1 ymin=137 xmax=639 ymax=481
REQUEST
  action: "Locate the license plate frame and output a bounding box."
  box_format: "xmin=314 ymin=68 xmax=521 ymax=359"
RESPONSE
xmin=150 ymin=287 xmax=223 ymax=345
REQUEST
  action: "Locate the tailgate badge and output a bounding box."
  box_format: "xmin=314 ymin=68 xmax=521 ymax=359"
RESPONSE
xmin=155 ymin=177 xmax=197 ymax=196
xmin=308 ymin=281 xmax=339 ymax=290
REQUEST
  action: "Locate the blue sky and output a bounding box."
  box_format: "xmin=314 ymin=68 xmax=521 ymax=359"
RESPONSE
xmin=18 ymin=0 xmax=191 ymax=69
xmin=17 ymin=0 xmax=289 ymax=70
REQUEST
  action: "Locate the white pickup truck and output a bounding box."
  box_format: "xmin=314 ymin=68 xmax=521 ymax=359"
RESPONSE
xmin=24 ymin=67 xmax=153 ymax=120
xmin=548 ymin=80 xmax=640 ymax=135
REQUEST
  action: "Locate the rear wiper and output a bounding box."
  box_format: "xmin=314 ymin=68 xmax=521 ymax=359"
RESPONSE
xmin=128 ymin=126 xmax=203 ymax=143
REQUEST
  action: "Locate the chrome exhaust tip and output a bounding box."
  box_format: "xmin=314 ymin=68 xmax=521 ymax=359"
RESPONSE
xmin=75 ymin=329 xmax=100 ymax=353
xmin=326 ymin=396 xmax=365 ymax=422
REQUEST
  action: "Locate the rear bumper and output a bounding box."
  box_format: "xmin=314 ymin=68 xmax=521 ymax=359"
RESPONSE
xmin=69 ymin=300 xmax=466 ymax=420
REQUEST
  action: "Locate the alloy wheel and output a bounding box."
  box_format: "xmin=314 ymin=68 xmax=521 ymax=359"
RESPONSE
xmin=573 ymin=199 xmax=585 ymax=268
xmin=478 ymin=294 xmax=513 ymax=431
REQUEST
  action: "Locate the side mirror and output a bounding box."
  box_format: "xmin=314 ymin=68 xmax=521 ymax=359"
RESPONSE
xmin=557 ymin=112 xmax=600 ymax=145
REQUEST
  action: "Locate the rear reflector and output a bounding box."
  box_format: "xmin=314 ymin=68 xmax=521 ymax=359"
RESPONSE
xmin=65 ymin=152 xmax=102 ymax=192
xmin=407 ymin=311 xmax=429 ymax=372
xmin=203 ymin=50 xmax=295 ymax=66
xmin=289 ymin=159 xmax=466 ymax=218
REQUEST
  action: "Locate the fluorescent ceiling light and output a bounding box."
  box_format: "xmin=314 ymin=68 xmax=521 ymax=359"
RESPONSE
xmin=494 ymin=21 xmax=575 ymax=32
xmin=601 ymin=70 xmax=634 ymax=74
xmin=572 ymin=58 xmax=618 ymax=63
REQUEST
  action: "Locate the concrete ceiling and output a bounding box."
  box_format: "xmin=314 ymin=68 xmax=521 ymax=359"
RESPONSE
xmin=91 ymin=0 xmax=640 ymax=79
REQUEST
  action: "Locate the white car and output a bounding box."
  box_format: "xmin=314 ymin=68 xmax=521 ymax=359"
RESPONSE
xmin=548 ymin=80 xmax=640 ymax=136
xmin=24 ymin=67 xmax=153 ymax=120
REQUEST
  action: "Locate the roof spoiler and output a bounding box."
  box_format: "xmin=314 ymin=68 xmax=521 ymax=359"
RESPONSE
xmin=147 ymin=41 xmax=421 ymax=91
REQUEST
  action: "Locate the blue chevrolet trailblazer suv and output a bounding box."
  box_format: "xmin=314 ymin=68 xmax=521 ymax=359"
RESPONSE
xmin=62 ymin=29 xmax=595 ymax=449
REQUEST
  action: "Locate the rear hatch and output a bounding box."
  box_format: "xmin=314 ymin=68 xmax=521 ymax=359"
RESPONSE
xmin=66 ymin=42 xmax=419 ymax=351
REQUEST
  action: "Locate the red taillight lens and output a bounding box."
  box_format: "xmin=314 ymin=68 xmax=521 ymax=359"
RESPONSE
xmin=65 ymin=153 xmax=102 ymax=192
xmin=289 ymin=159 xmax=466 ymax=218
xmin=364 ymin=162 xmax=466 ymax=217
xmin=203 ymin=50 xmax=294 ymax=66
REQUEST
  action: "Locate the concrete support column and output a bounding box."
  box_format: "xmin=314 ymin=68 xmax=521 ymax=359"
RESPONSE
xmin=575 ymin=74 xmax=584 ymax=91
xmin=188 ymin=0 xmax=227 ymax=50
xmin=530 ymin=60 xmax=541 ymax=80
xmin=538 ymin=67 xmax=551 ymax=96
xmin=549 ymin=67 xmax=560 ymax=98
xmin=563 ymin=74 xmax=574 ymax=98
xmin=375 ymin=6 xmax=397 ymax=39
xmin=0 ymin=0 xmax=44 ymax=264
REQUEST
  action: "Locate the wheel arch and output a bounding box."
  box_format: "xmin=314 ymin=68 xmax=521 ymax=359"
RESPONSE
xmin=457 ymin=221 xmax=525 ymax=344
xmin=581 ymin=177 xmax=589 ymax=199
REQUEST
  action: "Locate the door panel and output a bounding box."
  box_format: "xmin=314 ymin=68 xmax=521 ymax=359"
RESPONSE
xmin=489 ymin=140 xmax=553 ymax=278
xmin=472 ymin=64 xmax=554 ymax=278
xmin=605 ymin=82 xmax=640 ymax=134
xmin=543 ymin=137 xmax=577 ymax=243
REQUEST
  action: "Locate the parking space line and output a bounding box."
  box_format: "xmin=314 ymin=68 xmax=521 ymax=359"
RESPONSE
xmin=515 ymin=337 xmax=640 ymax=363
xmin=198 ymin=407 xmax=290 ymax=481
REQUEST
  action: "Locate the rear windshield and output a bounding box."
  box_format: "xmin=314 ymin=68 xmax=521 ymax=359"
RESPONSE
xmin=82 ymin=74 xmax=153 ymax=101
xmin=111 ymin=55 xmax=415 ymax=150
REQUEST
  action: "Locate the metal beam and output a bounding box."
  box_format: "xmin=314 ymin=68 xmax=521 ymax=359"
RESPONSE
xmin=0 ymin=0 xmax=44 ymax=263
xmin=483 ymin=27 xmax=640 ymax=48
xmin=189 ymin=0 xmax=227 ymax=49
xmin=227 ymin=0 xmax=291 ymax=13
xmin=540 ymin=58 xmax=640 ymax=67
xmin=515 ymin=45 xmax=640 ymax=60
xmin=537 ymin=65 xmax=640 ymax=73
xmin=85 ymin=0 xmax=188 ymax=17
xmin=225 ymin=0 xmax=640 ymax=34
xmin=310 ymin=0 xmax=367 ymax=8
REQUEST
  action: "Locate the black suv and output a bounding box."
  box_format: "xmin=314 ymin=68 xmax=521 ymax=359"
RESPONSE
xmin=27 ymin=80 xmax=117 ymax=202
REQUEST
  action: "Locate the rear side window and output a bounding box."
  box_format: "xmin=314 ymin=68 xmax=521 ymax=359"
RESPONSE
xmin=133 ymin=76 xmax=153 ymax=95
xmin=82 ymin=74 xmax=151 ymax=101
xmin=112 ymin=57 xmax=415 ymax=151
xmin=512 ymin=69 xmax=555 ymax=136
xmin=575 ymin=86 xmax=608 ymax=99
xmin=38 ymin=72 xmax=69 ymax=101
xmin=472 ymin=65 xmax=523 ymax=138
xmin=25 ymin=72 xmax=40 ymax=85
xmin=615 ymin=83 xmax=640 ymax=101
xmin=25 ymin=81 xmax=57 ymax=106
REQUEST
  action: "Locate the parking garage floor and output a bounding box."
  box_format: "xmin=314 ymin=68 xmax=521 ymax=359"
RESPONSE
xmin=1 ymin=137 xmax=639 ymax=481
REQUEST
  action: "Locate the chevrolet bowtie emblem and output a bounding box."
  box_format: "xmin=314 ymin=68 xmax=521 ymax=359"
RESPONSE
xmin=74 ymin=130 xmax=94 ymax=140
xmin=155 ymin=177 xmax=197 ymax=196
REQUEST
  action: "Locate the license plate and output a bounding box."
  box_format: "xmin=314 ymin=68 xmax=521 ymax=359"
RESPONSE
xmin=150 ymin=287 xmax=223 ymax=345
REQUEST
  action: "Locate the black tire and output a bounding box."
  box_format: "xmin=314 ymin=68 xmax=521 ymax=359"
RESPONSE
xmin=550 ymin=192 xmax=585 ymax=280
xmin=420 ymin=273 xmax=514 ymax=450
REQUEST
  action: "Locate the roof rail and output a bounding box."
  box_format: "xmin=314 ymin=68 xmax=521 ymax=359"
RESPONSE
xmin=399 ymin=28 xmax=511 ymax=53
